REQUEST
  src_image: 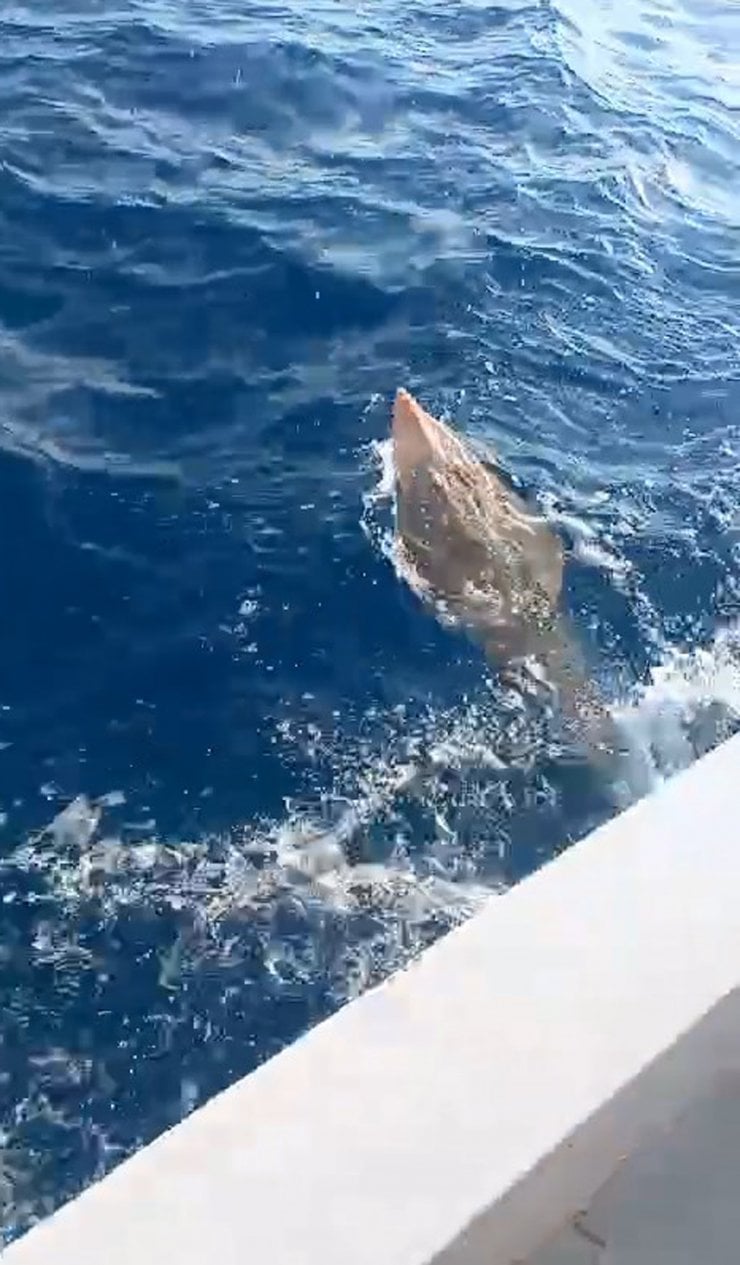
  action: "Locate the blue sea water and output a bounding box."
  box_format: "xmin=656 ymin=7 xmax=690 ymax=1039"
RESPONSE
xmin=0 ymin=0 xmax=738 ymax=1237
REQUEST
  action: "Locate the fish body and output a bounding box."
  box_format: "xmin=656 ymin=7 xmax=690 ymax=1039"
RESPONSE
xmin=391 ymin=388 xmax=619 ymax=762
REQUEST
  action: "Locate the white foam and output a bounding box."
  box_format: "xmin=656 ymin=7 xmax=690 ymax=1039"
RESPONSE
xmin=574 ymin=537 xmax=633 ymax=578
xmin=359 ymin=437 xmax=395 ymax=560
xmin=613 ymin=624 xmax=740 ymax=795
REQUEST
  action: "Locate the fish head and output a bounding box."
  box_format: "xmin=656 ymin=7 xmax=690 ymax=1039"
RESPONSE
xmin=392 ymin=388 xmax=505 ymax=610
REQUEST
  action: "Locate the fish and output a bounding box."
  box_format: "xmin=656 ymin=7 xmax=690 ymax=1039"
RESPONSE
xmin=391 ymin=387 xmax=621 ymax=764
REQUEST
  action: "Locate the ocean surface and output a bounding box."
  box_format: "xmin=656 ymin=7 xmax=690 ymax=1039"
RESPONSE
xmin=0 ymin=0 xmax=738 ymax=1238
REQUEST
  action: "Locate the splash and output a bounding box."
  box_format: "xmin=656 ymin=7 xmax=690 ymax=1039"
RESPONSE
xmin=360 ymin=435 xmax=403 ymax=570
xmin=360 ymin=422 xmax=740 ymax=801
xmin=615 ymin=624 xmax=740 ymax=795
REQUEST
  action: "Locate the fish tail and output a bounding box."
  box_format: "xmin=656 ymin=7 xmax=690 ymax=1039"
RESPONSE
xmin=538 ymin=616 xmax=627 ymax=769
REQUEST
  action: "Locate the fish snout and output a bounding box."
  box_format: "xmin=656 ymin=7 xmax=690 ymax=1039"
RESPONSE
xmin=392 ymin=388 xmax=438 ymax=483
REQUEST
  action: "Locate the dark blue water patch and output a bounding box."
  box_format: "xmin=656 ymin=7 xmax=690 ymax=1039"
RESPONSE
xmin=0 ymin=196 xmax=408 ymax=369
xmin=0 ymin=884 xmax=339 ymax=1225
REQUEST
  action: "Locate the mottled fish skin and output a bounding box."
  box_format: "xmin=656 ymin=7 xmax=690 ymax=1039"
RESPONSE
xmin=391 ymin=388 xmax=621 ymax=765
